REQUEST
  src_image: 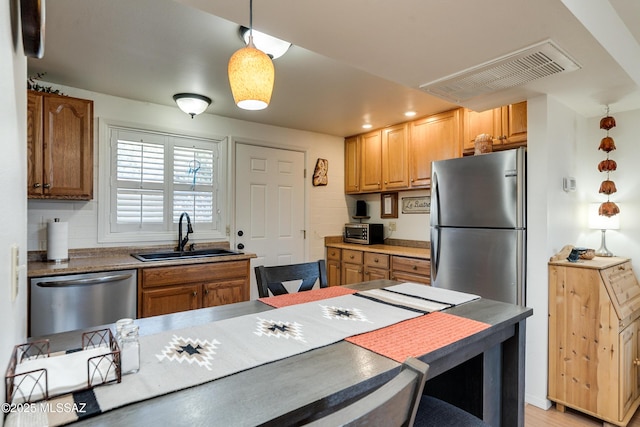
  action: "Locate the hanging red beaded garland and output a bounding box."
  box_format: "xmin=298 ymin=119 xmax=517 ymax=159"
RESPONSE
xmin=597 ymin=106 xmax=620 ymax=217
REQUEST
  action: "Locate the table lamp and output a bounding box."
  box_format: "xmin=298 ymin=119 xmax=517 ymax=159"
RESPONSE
xmin=588 ymin=203 xmax=620 ymax=257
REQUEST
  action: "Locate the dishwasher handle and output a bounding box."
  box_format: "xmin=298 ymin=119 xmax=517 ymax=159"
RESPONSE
xmin=36 ymin=273 xmax=134 ymax=288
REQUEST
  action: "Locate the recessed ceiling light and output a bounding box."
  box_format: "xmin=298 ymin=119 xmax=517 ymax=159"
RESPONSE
xmin=362 ymin=124 xmax=373 ymax=129
xmin=404 ymin=111 xmax=417 ymax=117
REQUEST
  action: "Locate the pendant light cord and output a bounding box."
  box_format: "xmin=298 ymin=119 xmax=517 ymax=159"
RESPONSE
xmin=249 ymin=0 xmax=253 ymax=39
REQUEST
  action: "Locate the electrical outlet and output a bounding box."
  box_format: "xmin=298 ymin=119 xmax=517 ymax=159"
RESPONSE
xmin=389 ymin=222 xmax=397 ymax=231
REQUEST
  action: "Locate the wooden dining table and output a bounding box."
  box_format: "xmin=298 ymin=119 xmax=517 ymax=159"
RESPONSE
xmin=33 ymin=279 xmax=532 ymax=427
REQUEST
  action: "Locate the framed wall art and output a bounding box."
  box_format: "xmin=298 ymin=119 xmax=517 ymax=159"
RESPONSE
xmin=380 ymin=192 xmax=398 ymax=218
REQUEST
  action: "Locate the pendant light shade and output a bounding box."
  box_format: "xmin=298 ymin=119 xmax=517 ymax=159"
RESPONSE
xmin=228 ymin=39 xmax=274 ymax=110
xmin=228 ymin=0 xmax=275 ymax=110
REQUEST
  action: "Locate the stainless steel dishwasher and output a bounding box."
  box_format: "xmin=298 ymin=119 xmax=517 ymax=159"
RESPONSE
xmin=30 ymin=269 xmax=137 ymax=337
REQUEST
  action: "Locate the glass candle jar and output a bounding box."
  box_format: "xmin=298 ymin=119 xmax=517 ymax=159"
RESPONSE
xmin=120 ymin=323 xmax=140 ymax=374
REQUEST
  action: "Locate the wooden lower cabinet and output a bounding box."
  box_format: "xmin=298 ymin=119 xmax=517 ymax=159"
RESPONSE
xmin=327 ymin=246 xmax=430 ymax=287
xmin=139 ymin=260 xmax=250 ymax=318
xmin=391 ymin=256 xmax=430 ymax=285
xmin=142 ymin=284 xmax=200 ymax=317
xmin=548 ymin=258 xmax=640 ymax=426
xmin=327 ymin=247 xmax=341 ymax=287
xmin=363 ymin=252 xmax=390 ymax=281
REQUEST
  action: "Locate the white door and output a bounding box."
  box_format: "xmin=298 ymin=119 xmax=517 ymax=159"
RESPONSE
xmin=235 ymin=143 xmax=306 ymax=299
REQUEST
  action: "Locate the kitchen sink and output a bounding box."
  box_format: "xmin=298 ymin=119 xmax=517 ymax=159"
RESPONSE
xmin=131 ymin=248 xmax=241 ymax=262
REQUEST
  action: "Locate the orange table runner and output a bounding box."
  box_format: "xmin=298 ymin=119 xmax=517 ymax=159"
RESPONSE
xmin=346 ymin=311 xmax=491 ymax=362
xmin=258 ymin=286 xmax=357 ymax=308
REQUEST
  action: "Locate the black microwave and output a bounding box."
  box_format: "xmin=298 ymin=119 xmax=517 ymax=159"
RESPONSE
xmin=344 ymin=223 xmax=384 ymax=245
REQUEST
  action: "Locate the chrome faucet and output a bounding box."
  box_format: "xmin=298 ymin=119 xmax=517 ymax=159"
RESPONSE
xmin=177 ymin=212 xmax=193 ymax=252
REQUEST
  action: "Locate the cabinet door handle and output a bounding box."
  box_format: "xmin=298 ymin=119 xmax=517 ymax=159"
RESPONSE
xmin=204 ymin=289 xmax=209 ymax=295
xmin=43 ymin=183 xmax=51 ymax=189
xmin=33 ymin=183 xmax=41 ymax=188
xmin=192 ymin=291 xmax=197 ymax=297
xmin=634 ymin=359 xmax=640 ymax=367
xmin=412 ymin=265 xmax=417 ymax=270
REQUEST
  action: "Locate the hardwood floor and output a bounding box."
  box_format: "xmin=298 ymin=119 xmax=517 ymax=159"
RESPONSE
xmin=525 ymin=403 xmax=640 ymax=427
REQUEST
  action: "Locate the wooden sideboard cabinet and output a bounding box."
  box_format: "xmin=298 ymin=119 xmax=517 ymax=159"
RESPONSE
xmin=548 ymin=257 xmax=640 ymax=426
xmin=27 ymin=90 xmax=94 ymax=200
xmin=139 ymin=260 xmax=250 ymax=318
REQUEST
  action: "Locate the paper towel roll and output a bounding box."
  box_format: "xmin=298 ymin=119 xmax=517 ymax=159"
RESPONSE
xmin=47 ymin=219 xmax=69 ymax=262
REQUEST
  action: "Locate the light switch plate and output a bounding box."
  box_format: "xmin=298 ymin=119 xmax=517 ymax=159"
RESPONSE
xmin=563 ymin=176 xmax=576 ymax=192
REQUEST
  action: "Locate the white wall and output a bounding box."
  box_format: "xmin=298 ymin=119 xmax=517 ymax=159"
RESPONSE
xmin=348 ymin=189 xmax=430 ymax=241
xmin=26 ymin=84 xmax=349 ymax=263
xmin=0 ymin=0 xmax=28 ymax=415
xmin=525 ymin=95 xmax=582 ymax=408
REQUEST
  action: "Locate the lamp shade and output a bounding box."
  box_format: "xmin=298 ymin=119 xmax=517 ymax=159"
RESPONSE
xmin=228 ymin=42 xmax=274 ymax=110
xmin=240 ymin=27 xmax=291 ymax=59
xmin=173 ymin=93 xmax=211 ymax=118
xmin=588 ymin=203 xmax=620 ymax=230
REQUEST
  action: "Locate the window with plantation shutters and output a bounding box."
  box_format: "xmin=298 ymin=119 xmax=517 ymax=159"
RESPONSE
xmin=100 ymin=124 xmax=227 ymax=243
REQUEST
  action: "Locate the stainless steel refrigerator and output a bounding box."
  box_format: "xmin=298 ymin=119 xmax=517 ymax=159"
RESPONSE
xmin=430 ymin=147 xmax=526 ymax=305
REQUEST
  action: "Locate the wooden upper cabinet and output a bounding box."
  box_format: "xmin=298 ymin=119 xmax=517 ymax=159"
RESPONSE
xmin=27 ymin=92 xmax=44 ymax=197
xmin=344 ymin=107 xmax=465 ymax=194
xmin=503 ymin=101 xmax=527 ymax=145
xmin=381 ymin=123 xmax=409 ymax=190
xmin=360 ymin=130 xmax=383 ymax=192
xmin=463 ymin=101 xmax=527 ymax=151
xmin=463 ymin=107 xmax=502 ymax=150
xmin=27 ymin=91 xmax=94 ymax=200
xmin=409 ymin=109 xmax=462 ymax=188
xmin=344 ymin=136 xmax=360 ymax=194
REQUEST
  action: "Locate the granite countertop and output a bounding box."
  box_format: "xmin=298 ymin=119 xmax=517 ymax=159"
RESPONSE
xmin=325 ymin=238 xmax=430 ymax=260
xmin=28 ymin=243 xmax=256 ymax=278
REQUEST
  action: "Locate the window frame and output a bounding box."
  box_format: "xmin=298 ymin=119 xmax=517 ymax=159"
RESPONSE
xmin=97 ymin=119 xmax=229 ymax=244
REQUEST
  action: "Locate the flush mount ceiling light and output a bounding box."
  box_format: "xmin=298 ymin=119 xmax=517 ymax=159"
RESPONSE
xmin=239 ymin=26 xmax=291 ymax=59
xmin=228 ymin=0 xmax=275 ymax=111
xmin=173 ymin=93 xmax=212 ymax=118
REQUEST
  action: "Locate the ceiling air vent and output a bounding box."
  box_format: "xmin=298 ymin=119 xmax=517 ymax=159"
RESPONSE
xmin=419 ymin=40 xmax=581 ymax=103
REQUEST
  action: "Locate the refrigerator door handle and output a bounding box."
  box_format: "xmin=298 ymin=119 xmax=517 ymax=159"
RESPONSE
xmin=431 ymin=170 xmax=440 ymax=227
xmin=430 ymin=226 xmax=440 ymax=283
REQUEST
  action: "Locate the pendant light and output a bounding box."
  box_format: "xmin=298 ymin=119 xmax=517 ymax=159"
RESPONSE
xmin=228 ymin=0 xmax=275 ymax=110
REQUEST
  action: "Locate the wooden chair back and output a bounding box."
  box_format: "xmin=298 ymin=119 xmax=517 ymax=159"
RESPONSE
xmin=254 ymin=260 xmax=328 ymax=298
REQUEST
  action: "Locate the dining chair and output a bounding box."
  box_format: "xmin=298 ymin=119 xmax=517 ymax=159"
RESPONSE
xmin=413 ymin=394 xmax=490 ymax=427
xmin=305 ymin=357 xmax=429 ymax=427
xmin=254 ymin=260 xmax=328 ymax=298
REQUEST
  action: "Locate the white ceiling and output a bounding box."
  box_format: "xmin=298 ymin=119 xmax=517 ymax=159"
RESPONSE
xmin=27 ymin=0 xmax=640 ymax=137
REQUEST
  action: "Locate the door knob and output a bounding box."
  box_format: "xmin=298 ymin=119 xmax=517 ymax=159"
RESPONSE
xmin=237 ymin=243 xmax=245 ymax=250
xmin=237 ymin=230 xmax=244 ymax=236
